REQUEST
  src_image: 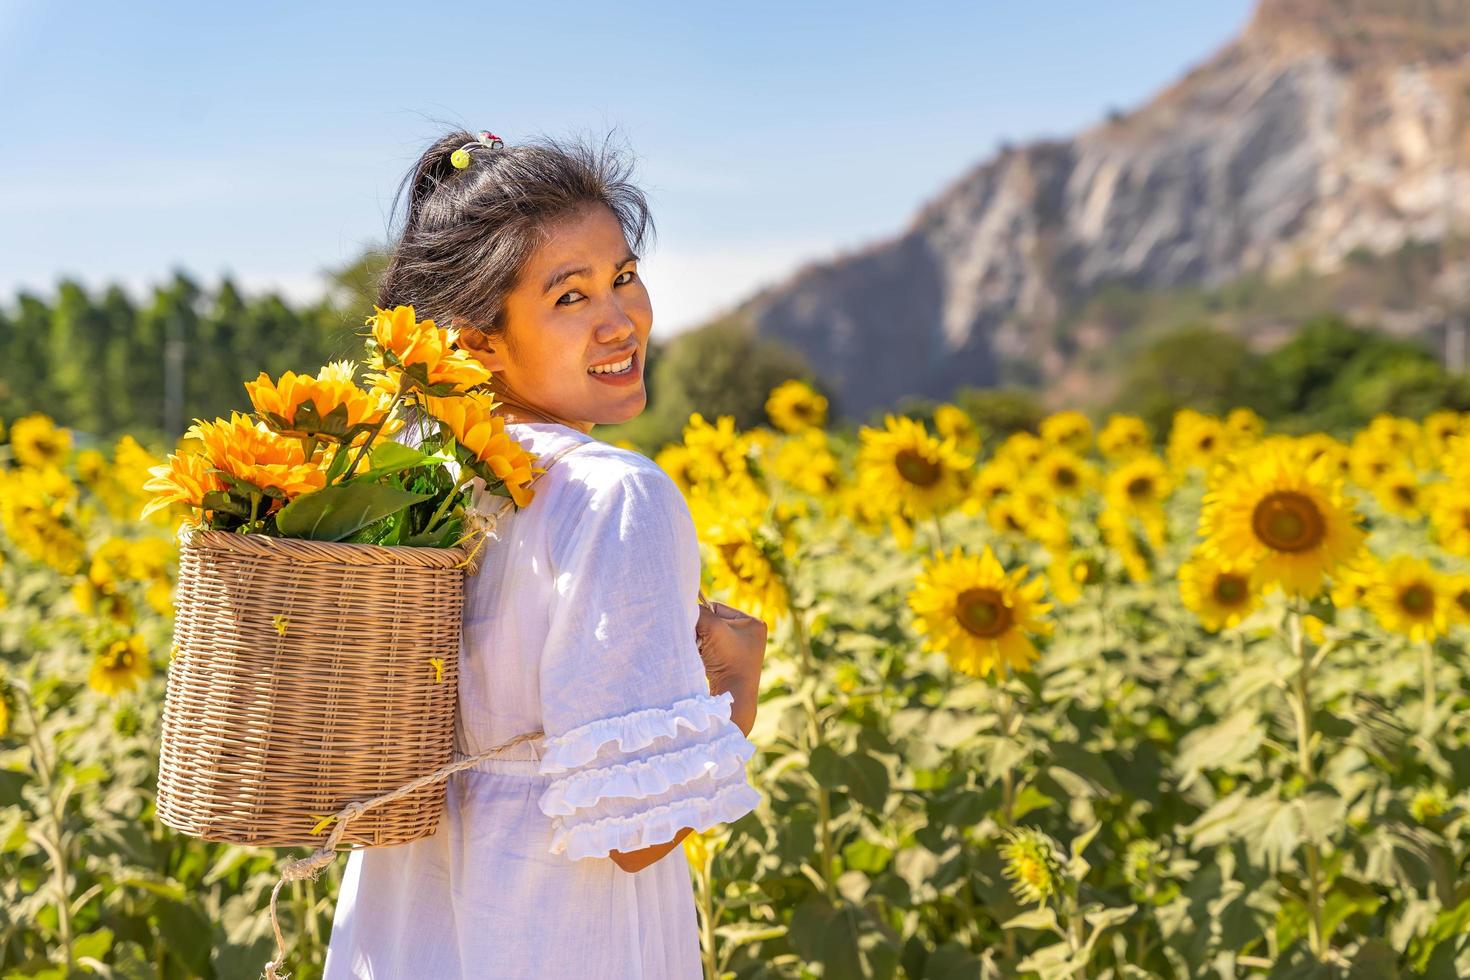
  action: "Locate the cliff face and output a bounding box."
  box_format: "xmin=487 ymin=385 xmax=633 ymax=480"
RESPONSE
xmin=741 ymin=0 xmax=1470 ymax=417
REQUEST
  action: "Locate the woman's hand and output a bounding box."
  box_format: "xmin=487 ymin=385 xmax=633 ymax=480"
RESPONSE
xmin=695 ymin=599 xmax=767 ymax=694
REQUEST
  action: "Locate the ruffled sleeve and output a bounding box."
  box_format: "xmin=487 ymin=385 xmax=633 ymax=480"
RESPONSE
xmin=535 ymin=447 xmax=761 ymax=862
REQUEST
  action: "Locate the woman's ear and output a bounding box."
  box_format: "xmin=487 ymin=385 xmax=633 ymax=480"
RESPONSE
xmin=454 ymin=324 xmax=508 ymax=374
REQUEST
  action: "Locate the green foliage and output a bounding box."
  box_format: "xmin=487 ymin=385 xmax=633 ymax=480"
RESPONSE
xmin=951 ymin=386 xmax=1047 ymax=441
xmin=1106 ymin=323 xmax=1285 ymax=435
xmin=1260 ymin=314 xmax=1470 ymax=435
xmin=0 ymin=273 xmax=360 ymax=447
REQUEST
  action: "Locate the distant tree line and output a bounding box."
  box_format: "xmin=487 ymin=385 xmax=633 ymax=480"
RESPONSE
xmin=3 ymin=266 xmax=1465 ymax=457
xmin=0 ymin=273 xmax=361 ymax=451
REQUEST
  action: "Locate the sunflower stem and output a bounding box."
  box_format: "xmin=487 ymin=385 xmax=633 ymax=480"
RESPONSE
xmin=932 ymin=513 xmax=946 ymax=552
xmin=1287 ymin=597 xmax=1327 ymax=960
xmin=786 ymin=602 xmax=837 ymax=900
xmin=18 ymin=683 xmax=73 ymax=973
xmin=425 ymin=472 xmax=474 ymax=538
xmin=995 ymin=684 xmax=1016 ymax=827
xmin=697 ymin=855 xmax=718 ymax=980
xmin=1422 ymin=638 xmax=1437 ymax=735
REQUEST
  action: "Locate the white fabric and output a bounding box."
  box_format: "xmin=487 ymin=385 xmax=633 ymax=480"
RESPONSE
xmin=321 ymin=421 xmax=760 ymax=979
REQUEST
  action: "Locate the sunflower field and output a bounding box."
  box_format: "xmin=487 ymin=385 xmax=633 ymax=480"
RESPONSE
xmin=2 ymin=379 xmax=1469 ymax=978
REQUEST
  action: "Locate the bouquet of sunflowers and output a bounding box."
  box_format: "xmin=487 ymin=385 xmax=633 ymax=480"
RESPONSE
xmin=141 ymin=303 xmax=539 ymax=546
xmin=147 ymin=305 xmax=542 ymax=852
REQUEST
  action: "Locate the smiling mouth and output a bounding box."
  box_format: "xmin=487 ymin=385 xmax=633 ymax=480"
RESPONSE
xmin=588 ymin=351 xmax=636 ymax=376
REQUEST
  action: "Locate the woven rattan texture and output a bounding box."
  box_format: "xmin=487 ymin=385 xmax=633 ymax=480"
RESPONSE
xmin=156 ymin=526 xmax=471 ymax=848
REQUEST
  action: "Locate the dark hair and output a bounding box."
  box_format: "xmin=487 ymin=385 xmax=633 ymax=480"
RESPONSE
xmin=376 ymin=129 xmax=655 ymax=352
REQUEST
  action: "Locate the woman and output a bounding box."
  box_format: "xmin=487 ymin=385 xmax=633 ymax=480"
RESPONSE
xmin=321 ymin=131 xmax=768 ymax=978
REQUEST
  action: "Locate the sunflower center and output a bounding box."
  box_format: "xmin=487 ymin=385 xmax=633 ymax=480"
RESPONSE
xmin=955 ymin=588 xmax=1012 ymax=638
xmin=1399 ymin=583 xmax=1433 ymax=615
xmin=102 ymin=646 xmax=134 ymax=670
xmin=1126 ymin=476 xmax=1153 ymax=500
xmin=1018 ymin=855 xmax=1046 ymax=889
xmin=895 ymin=449 xmax=942 ymax=487
xmin=1054 ymin=467 xmax=1078 ymax=488
xmin=1213 ymin=573 xmax=1249 ymax=606
xmin=1393 ymin=485 xmax=1415 ymax=506
xmin=1456 ymin=590 xmax=1470 ymax=615
xmin=1251 ymin=491 xmax=1326 ymax=553
xmin=717 ymin=541 xmax=755 ymax=583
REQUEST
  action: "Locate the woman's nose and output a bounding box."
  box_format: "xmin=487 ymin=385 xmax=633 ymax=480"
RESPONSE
xmin=594 ymin=300 xmax=638 ymax=344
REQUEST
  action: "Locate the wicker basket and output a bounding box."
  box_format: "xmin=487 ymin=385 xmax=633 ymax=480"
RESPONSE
xmin=155 ymin=520 xmax=485 ymax=849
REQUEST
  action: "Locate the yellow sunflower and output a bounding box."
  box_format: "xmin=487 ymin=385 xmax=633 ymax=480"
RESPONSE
xmin=1039 ymin=410 xmax=1092 ymax=454
xmin=1298 ymin=433 xmax=1351 ymax=481
xmin=856 ymin=415 xmax=973 ymax=523
xmin=0 ymin=467 xmax=86 ymax=574
xmin=1197 ymin=440 xmax=1366 ymax=599
xmin=1034 ymin=448 xmax=1095 ymax=499
xmin=1427 ymin=482 xmax=1470 ymax=559
xmin=1329 ymin=550 xmax=1382 ymax=610
xmin=1225 ymin=407 xmax=1265 ymax=442
xmin=907 ymin=545 xmax=1053 ymax=680
xmin=1372 ymin=467 xmax=1423 ymax=520
xmin=1422 ymin=410 xmax=1466 ymax=460
xmin=963 ymin=457 xmax=1021 ymax=515
xmin=363 ymin=304 xmax=492 ymax=395
xmin=682 ymin=413 xmax=757 ymax=491
xmin=1348 ymin=432 xmax=1396 ymax=488
xmin=768 ymin=428 xmax=842 ymax=498
xmin=1105 ymin=454 xmax=1173 ymax=516
xmin=421 ymin=392 xmax=538 ymax=507
xmin=1100 ymin=506 xmax=1153 ymax=583
xmin=9 ymin=413 xmax=72 ymax=469
xmin=245 ymin=361 xmax=391 ymax=445
xmin=182 ymin=412 xmax=327 ymax=505
xmin=141 ymin=449 xmax=228 ymax=521
xmin=1097 ymin=414 xmax=1151 ymax=460
xmin=932 ymin=404 xmax=982 ymax=457
xmin=1443 ymin=572 xmax=1470 ymax=626
xmin=764 ymin=379 xmax=828 ymax=434
xmin=1047 ymin=548 xmax=1104 ymax=605
xmin=1365 ymin=555 xmax=1452 ymax=642
xmin=996 ymin=431 xmax=1047 ymax=470
xmin=688 ymin=489 xmax=790 ymax=631
xmin=1179 ymin=550 xmax=1263 ymax=632
xmin=655 ymin=443 xmax=698 ymax=495
xmin=1167 ymin=410 xmax=1231 ymax=474
xmin=88 ymin=635 xmax=151 ymax=697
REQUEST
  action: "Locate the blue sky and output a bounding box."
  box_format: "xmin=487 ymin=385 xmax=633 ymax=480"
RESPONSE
xmin=1 ymin=0 xmax=1255 ymax=333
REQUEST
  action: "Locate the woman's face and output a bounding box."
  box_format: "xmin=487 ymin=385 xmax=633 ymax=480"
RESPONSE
xmin=463 ymin=204 xmax=652 ymax=432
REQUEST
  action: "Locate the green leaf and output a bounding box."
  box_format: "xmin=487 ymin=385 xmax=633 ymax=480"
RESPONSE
xmin=1002 ymin=907 xmax=1061 ymax=932
xmin=71 ymin=926 xmax=113 ymax=961
xmin=843 ymin=839 xmax=893 ymax=874
xmin=274 ymin=483 xmax=432 ymax=541
xmin=344 ymin=440 xmax=445 ymax=484
xmin=1173 ymin=709 xmax=1265 ymax=786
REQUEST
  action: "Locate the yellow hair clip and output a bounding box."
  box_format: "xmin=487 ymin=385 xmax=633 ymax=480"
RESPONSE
xmin=450 ymin=130 xmax=504 ymax=169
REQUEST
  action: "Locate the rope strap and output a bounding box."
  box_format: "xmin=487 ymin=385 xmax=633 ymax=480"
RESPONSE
xmin=260 ymin=727 xmax=545 ymax=979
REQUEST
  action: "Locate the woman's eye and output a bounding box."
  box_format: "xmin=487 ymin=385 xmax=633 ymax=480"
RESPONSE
xmin=556 ymin=271 xmax=636 ymax=306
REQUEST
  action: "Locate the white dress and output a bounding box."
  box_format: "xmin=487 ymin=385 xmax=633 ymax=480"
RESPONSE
xmin=321 ymin=421 xmax=762 ymax=979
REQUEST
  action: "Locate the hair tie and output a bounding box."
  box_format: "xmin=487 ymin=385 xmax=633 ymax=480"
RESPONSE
xmin=450 ymin=131 xmax=504 ymax=169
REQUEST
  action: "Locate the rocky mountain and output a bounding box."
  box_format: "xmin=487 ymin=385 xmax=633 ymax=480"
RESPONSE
xmin=737 ymin=0 xmax=1470 ymax=418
